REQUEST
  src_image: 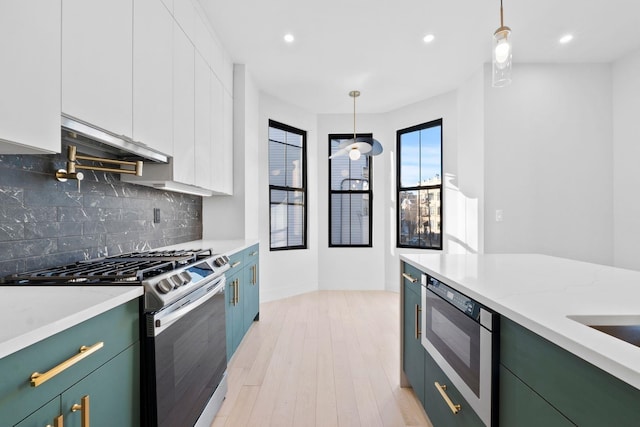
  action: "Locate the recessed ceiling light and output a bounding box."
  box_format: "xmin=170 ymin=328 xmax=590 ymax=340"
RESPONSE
xmin=559 ymin=34 xmax=574 ymax=44
xmin=423 ymin=34 xmax=435 ymax=44
xmin=284 ymin=33 xmax=295 ymax=43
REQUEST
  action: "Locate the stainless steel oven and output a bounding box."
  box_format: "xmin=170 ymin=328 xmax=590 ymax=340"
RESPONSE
xmin=144 ymin=274 xmax=227 ymax=427
xmin=421 ymin=274 xmax=498 ymax=427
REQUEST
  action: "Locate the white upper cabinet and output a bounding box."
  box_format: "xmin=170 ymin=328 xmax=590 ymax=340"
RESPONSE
xmin=209 ymin=74 xmax=233 ymax=195
xmin=0 ymin=0 xmax=61 ymax=154
xmin=221 ymin=87 xmax=234 ymax=195
xmin=173 ymin=0 xmax=196 ymax=43
xmin=195 ymin=53 xmax=212 ymax=190
xmin=62 ymin=0 xmax=133 ymax=138
xmin=172 ymin=23 xmax=196 ymax=186
xmin=133 ymin=0 xmax=174 ymax=156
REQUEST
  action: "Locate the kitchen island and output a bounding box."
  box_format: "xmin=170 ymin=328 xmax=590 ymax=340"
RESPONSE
xmin=400 ymin=253 xmax=640 ymax=426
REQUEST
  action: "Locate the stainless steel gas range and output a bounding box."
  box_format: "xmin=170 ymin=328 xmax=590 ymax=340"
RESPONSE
xmin=2 ymin=249 xmax=230 ymax=427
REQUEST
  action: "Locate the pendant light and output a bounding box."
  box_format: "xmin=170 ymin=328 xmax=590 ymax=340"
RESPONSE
xmin=329 ymin=90 xmax=383 ymax=159
xmin=492 ymin=0 xmax=512 ymax=87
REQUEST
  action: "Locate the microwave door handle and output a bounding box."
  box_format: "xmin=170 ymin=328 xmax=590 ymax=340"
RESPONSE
xmin=154 ymin=279 xmax=225 ymax=334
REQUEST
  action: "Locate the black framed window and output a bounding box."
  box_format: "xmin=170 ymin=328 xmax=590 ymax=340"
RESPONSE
xmin=268 ymin=120 xmax=307 ymax=250
xmin=397 ymin=119 xmax=442 ymax=249
xmin=329 ymin=133 xmax=373 ymax=247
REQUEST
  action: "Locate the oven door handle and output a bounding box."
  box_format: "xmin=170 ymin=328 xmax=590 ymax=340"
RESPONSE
xmin=153 ymin=278 xmax=225 ymax=335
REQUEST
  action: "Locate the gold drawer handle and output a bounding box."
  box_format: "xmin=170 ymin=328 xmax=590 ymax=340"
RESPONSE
xmin=402 ymin=272 xmax=417 ymax=283
xmin=435 ymin=382 xmax=461 ymax=414
xmin=71 ymin=395 xmax=90 ymax=427
xmin=30 ymin=342 xmax=104 ymax=387
xmin=249 ymin=251 xmax=258 ymax=256
xmin=231 ymin=261 xmax=241 ymax=268
xmin=415 ymin=304 xmax=421 ymax=340
xmin=46 ymin=415 xmax=64 ymax=427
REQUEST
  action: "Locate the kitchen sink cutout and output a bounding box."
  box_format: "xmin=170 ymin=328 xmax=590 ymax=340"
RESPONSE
xmin=568 ymin=315 xmax=640 ymax=348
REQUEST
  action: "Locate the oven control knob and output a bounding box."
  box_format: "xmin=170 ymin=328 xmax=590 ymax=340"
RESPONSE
xmin=214 ymin=256 xmax=228 ymax=267
xmin=179 ymin=271 xmax=192 ymax=284
xmin=156 ymin=278 xmax=173 ymax=294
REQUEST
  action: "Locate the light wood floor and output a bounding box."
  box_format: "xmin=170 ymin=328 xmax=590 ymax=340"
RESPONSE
xmin=211 ymin=290 xmax=432 ymax=427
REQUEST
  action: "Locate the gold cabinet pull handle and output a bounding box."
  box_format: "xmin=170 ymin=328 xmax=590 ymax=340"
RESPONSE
xmin=235 ymin=279 xmax=240 ymax=304
xmin=249 ymin=251 xmax=258 ymax=256
xmin=252 ymin=265 xmax=257 ymax=285
xmin=434 ymin=382 xmax=461 ymax=414
xmin=402 ymin=273 xmax=417 ymax=283
xmin=46 ymin=415 xmax=64 ymax=427
xmin=415 ymin=304 xmax=421 ymax=340
xmin=231 ymin=261 xmax=241 ymax=268
xmin=30 ymin=342 xmax=104 ymax=387
xmin=71 ymin=395 xmax=90 ymax=427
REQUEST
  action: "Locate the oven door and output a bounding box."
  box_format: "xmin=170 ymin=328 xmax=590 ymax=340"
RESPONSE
xmin=144 ymin=276 xmax=226 ymax=427
xmin=421 ymin=284 xmax=494 ymax=426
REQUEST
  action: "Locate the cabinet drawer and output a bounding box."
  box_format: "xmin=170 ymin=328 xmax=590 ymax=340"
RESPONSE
xmin=402 ymin=262 xmax=423 ymax=296
xmin=245 ymin=244 xmax=259 ymax=260
xmin=500 ymin=317 xmax=640 ymax=426
xmin=424 ymin=351 xmax=484 ymax=427
xmin=227 ymin=249 xmax=244 ymax=271
xmin=0 ymin=299 xmax=139 ymax=426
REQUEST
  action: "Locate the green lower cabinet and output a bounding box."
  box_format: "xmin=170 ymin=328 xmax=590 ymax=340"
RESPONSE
xmin=14 ymin=398 xmax=61 ymax=427
xmin=60 ymin=343 xmax=140 ymax=427
xmin=424 ymin=351 xmax=484 ymax=427
xmin=402 ymin=282 xmax=425 ymax=407
xmin=501 ymin=317 xmax=640 ymax=427
xmin=243 ymin=246 xmax=260 ymax=332
xmin=499 ymin=365 xmax=575 ymax=427
xmin=225 ymin=269 xmax=244 ymax=361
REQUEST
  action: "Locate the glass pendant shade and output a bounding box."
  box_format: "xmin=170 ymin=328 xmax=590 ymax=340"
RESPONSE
xmin=493 ymin=27 xmax=512 ymax=87
xmin=349 ymin=147 xmax=361 ymax=161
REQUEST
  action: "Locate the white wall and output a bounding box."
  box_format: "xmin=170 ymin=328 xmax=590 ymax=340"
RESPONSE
xmin=383 ymin=91 xmax=459 ymax=292
xmin=316 ymin=113 xmax=389 ymax=291
xmin=258 ymin=93 xmax=319 ymax=301
xmin=483 ymin=63 xmax=614 ymax=265
xmin=613 ymin=48 xmax=640 ymax=270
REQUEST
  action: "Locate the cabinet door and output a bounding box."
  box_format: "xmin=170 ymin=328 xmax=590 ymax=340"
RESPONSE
xmin=133 ymin=0 xmax=173 ymax=156
xmin=61 ymin=343 xmax=140 ymax=427
xmin=243 ymin=249 xmax=259 ymax=332
xmin=13 ymin=397 xmax=60 ymax=427
xmin=402 ymin=282 xmax=425 ymax=407
xmin=62 ymin=0 xmax=133 ymax=137
xmin=221 ymin=89 xmax=234 ymax=195
xmin=210 ymin=74 xmax=230 ymax=194
xmin=0 ymin=0 xmax=60 ymax=154
xmin=225 ymin=270 xmax=244 ymax=361
xmin=194 ymin=52 xmax=212 ymax=190
xmin=499 ymin=365 xmax=574 ymax=427
xmin=172 ymin=23 xmax=195 ymax=185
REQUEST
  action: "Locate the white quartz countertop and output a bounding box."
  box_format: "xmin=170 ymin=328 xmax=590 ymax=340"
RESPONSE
xmin=0 ymin=286 xmax=143 ymax=359
xmin=400 ymin=253 xmax=640 ymax=390
xmin=156 ymin=239 xmax=259 ymax=256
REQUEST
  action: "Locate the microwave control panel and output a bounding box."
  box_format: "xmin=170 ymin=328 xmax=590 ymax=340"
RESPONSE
xmin=426 ymin=275 xmax=481 ymax=320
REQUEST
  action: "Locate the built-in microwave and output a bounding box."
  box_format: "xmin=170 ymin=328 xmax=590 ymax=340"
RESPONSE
xmin=421 ymin=274 xmax=498 ymax=427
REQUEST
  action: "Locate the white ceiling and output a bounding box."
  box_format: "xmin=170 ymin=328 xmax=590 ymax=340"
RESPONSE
xmin=199 ymin=0 xmax=640 ymax=114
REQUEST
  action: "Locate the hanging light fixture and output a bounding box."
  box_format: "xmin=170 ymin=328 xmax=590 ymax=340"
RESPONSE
xmin=492 ymin=0 xmax=512 ymax=87
xmin=329 ymin=90 xmax=383 ymax=160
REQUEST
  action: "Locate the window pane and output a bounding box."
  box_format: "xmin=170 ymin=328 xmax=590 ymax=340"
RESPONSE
xmin=331 ymin=193 xmax=370 ymax=246
xmin=330 ymin=138 xmax=370 ymax=190
xmin=399 ymin=188 xmax=441 ymax=248
xmin=286 ymin=145 xmax=303 ymax=188
xmin=270 ymin=189 xmax=305 ymax=248
xmin=269 ymin=139 xmax=286 ymax=187
xmin=420 ymin=126 xmax=441 ymax=184
xmin=400 ymin=131 xmax=420 ymax=187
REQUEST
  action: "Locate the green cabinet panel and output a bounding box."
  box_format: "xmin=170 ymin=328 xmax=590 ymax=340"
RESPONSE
xmin=402 ymin=281 xmax=425 ymax=407
xmin=500 ymin=317 xmax=640 ymax=427
xmin=61 ymin=342 xmax=140 ymax=427
xmin=0 ymin=300 xmax=139 ymax=426
xmin=243 ymin=244 xmax=259 ymax=332
xmin=424 ymin=351 xmax=484 ymax=427
xmin=14 ymin=397 xmax=60 ymax=427
xmin=225 ymin=244 xmax=260 ymax=361
xmin=499 ymin=365 xmax=575 ymax=427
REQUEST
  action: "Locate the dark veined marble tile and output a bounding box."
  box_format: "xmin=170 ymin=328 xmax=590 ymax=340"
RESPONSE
xmin=82 ymin=194 xmax=123 ymax=209
xmin=104 ymin=220 xmax=148 ymax=234
xmin=0 ymin=223 xmax=25 ymax=241
xmin=0 ymin=188 xmax=24 ymax=205
xmin=58 ymin=207 xmax=120 ymax=222
xmin=82 ymin=221 xmax=108 ymax=235
xmin=24 ymin=222 xmax=79 ymax=239
xmin=0 ymin=259 xmax=25 ymax=279
xmin=23 ymin=247 xmax=108 ymax=273
xmin=57 ymin=234 xmax=105 ymax=252
xmin=0 ymin=238 xmax=57 ymax=259
xmin=0 ymin=206 xmax=57 ymax=223
xmin=24 ymin=189 xmax=83 ymax=207
xmin=105 ymin=231 xmax=142 ymax=247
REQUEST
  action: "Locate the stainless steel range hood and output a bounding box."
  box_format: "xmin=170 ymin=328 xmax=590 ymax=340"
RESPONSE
xmin=61 ymin=114 xmax=169 ymax=163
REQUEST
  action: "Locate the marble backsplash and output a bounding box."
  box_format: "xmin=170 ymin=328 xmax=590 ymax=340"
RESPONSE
xmin=0 ymin=144 xmax=202 ymax=278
